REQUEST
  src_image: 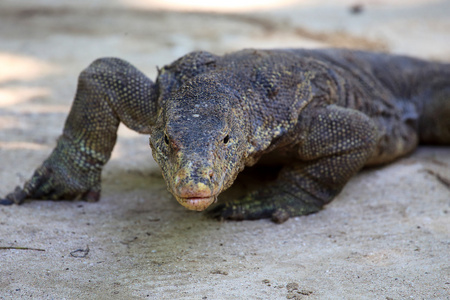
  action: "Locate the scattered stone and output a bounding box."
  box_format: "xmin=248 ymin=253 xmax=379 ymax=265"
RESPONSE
xmin=298 ymin=289 xmax=313 ymax=296
xmin=350 ymin=4 xmax=364 ymax=14
xmin=286 ymin=282 xmax=299 ymax=292
xmin=211 ymin=269 xmax=228 ymax=275
xmin=286 ymin=293 xmax=302 ymax=300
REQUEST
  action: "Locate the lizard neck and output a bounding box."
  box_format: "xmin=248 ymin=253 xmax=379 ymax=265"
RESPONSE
xmin=238 ymin=71 xmax=317 ymax=165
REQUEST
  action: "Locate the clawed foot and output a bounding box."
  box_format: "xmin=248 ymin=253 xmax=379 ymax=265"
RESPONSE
xmin=0 ymin=187 xmax=27 ymax=205
xmin=1 ymin=147 xmax=102 ymax=205
xmin=206 ymin=185 xmax=323 ymax=224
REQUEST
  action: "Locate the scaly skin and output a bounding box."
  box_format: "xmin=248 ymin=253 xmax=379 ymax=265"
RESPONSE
xmin=2 ymin=49 xmax=449 ymax=223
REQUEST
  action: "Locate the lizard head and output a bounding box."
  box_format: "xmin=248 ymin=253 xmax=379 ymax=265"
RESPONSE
xmin=149 ymin=76 xmax=247 ymax=211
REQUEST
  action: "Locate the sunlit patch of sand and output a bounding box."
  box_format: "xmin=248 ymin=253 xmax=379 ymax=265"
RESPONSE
xmin=0 ymin=141 xmax=48 ymax=150
xmin=122 ymin=0 xmax=442 ymax=12
xmin=123 ymin=0 xmax=299 ymax=12
xmin=0 ymin=53 xmax=60 ymax=83
xmin=0 ymin=87 xmax=51 ymax=107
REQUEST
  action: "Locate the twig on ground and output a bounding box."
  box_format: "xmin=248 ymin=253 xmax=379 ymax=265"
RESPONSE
xmin=425 ymin=169 xmax=450 ymax=189
xmin=70 ymin=245 xmax=90 ymax=258
xmin=0 ymin=246 xmax=45 ymax=251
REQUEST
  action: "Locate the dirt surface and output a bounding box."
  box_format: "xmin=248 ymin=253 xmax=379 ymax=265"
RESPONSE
xmin=0 ymin=0 xmax=449 ymax=299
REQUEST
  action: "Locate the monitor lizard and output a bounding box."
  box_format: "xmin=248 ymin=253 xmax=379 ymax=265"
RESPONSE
xmin=2 ymin=49 xmax=449 ymax=223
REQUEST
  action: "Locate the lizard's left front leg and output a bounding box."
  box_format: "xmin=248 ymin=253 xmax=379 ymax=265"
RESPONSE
xmin=209 ymin=105 xmax=379 ymax=223
xmin=1 ymin=58 xmax=158 ymax=205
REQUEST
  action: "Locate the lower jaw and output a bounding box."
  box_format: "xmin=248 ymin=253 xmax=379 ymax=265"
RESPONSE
xmin=176 ymin=196 xmax=216 ymax=211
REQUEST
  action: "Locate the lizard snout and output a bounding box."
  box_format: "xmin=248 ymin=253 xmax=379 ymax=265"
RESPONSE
xmin=172 ymin=165 xmax=218 ymax=211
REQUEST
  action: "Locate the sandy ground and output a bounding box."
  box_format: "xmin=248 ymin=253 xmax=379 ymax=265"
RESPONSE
xmin=0 ymin=0 xmax=449 ymax=299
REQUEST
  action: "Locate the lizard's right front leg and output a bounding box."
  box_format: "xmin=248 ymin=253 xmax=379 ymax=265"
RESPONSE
xmin=1 ymin=58 xmax=158 ymax=205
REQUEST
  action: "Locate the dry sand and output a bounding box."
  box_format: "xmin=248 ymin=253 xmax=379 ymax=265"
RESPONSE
xmin=0 ymin=0 xmax=449 ymax=299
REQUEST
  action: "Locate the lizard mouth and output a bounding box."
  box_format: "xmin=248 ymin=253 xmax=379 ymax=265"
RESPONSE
xmin=176 ymin=195 xmax=217 ymax=211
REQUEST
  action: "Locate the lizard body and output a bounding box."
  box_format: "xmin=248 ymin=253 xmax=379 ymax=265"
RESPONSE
xmin=2 ymin=49 xmax=449 ymax=223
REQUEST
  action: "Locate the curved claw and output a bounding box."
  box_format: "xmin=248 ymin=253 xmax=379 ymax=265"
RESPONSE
xmin=0 ymin=198 xmax=14 ymax=205
xmin=0 ymin=186 xmax=28 ymax=205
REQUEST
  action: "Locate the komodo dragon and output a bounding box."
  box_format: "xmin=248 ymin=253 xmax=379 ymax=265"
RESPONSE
xmin=1 ymin=49 xmax=449 ymax=223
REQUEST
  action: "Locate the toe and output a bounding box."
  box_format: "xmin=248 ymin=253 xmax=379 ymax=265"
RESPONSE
xmin=0 ymin=198 xmax=14 ymax=205
xmin=271 ymin=209 xmax=290 ymax=224
xmin=0 ymin=186 xmax=28 ymax=205
xmin=83 ymin=189 xmax=101 ymax=202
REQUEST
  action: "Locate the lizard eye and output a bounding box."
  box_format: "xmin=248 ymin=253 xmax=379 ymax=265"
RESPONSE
xmin=223 ymin=135 xmax=230 ymax=144
xmin=164 ymin=134 xmax=170 ymax=145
